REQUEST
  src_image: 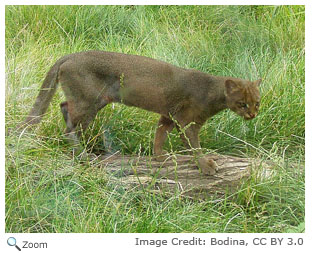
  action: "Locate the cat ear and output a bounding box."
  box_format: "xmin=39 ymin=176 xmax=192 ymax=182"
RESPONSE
xmin=255 ymin=79 xmax=262 ymax=86
xmin=225 ymin=79 xmax=241 ymax=95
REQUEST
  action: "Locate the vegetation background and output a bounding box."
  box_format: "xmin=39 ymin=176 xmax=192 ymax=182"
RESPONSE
xmin=5 ymin=5 xmax=304 ymax=232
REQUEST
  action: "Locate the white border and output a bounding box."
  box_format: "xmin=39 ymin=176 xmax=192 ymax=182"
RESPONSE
xmin=1 ymin=0 xmax=309 ymax=5
xmin=305 ymin=0 xmax=312 ymax=239
xmin=2 ymin=1 xmax=311 ymax=252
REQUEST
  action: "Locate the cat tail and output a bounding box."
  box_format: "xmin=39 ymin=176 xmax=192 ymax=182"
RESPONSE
xmin=20 ymin=57 xmax=69 ymax=128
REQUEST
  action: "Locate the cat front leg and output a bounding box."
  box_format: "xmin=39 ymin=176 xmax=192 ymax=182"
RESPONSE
xmin=177 ymin=121 xmax=218 ymax=175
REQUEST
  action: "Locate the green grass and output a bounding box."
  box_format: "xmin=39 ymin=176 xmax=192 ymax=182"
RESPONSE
xmin=5 ymin=5 xmax=304 ymax=233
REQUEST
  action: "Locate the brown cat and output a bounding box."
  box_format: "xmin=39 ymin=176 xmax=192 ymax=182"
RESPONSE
xmin=21 ymin=51 xmax=261 ymax=175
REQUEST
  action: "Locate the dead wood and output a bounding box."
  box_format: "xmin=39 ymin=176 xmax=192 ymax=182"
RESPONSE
xmin=95 ymin=153 xmax=272 ymax=199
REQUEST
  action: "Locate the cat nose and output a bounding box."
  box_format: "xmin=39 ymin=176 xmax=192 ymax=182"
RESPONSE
xmin=249 ymin=113 xmax=256 ymax=118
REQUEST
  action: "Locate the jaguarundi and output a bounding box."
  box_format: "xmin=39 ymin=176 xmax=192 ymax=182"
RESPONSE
xmin=21 ymin=51 xmax=261 ymax=175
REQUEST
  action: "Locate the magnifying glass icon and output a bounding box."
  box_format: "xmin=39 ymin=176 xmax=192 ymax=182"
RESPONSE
xmin=7 ymin=237 xmax=21 ymax=251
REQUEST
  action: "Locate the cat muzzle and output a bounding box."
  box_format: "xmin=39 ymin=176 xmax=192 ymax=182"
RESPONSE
xmin=244 ymin=113 xmax=257 ymax=120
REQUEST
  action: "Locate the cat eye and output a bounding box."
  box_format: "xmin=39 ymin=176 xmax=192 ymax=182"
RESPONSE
xmin=237 ymin=102 xmax=248 ymax=109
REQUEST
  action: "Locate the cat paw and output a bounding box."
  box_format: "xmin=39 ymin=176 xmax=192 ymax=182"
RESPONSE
xmin=153 ymin=150 xmax=170 ymax=162
xmin=76 ymin=150 xmax=99 ymax=162
xmin=198 ymin=157 xmax=218 ymax=175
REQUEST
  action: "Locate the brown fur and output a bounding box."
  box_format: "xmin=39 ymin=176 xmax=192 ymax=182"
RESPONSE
xmin=21 ymin=51 xmax=261 ymax=175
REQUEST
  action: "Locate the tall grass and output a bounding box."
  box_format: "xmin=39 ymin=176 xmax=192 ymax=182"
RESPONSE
xmin=5 ymin=5 xmax=304 ymax=233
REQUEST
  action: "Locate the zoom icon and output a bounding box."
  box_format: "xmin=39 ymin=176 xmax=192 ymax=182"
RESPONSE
xmin=7 ymin=237 xmax=21 ymax=251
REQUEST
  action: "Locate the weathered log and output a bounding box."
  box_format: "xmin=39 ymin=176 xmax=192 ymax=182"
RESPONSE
xmin=95 ymin=152 xmax=272 ymax=199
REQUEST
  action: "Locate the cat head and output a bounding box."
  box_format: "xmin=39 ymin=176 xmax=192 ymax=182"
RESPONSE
xmin=224 ymin=78 xmax=261 ymax=120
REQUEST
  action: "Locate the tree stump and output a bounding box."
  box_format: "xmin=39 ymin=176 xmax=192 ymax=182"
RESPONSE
xmin=96 ymin=152 xmax=271 ymax=199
